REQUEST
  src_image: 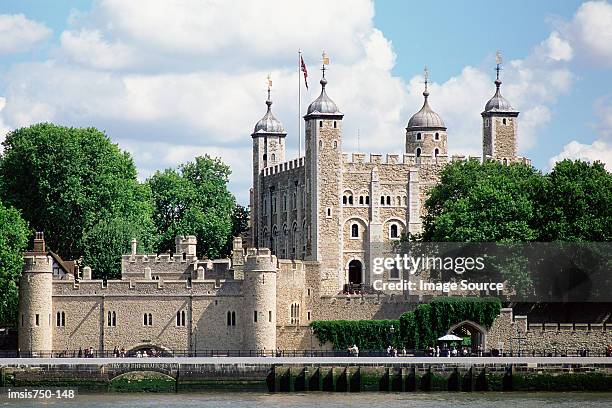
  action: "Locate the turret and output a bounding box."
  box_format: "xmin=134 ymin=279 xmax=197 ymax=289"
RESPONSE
xmin=251 ymin=76 xmax=286 ymax=247
xmin=303 ymin=54 xmax=344 ymax=283
xmin=242 ymin=248 xmax=277 ymax=351
xmin=482 ymin=52 xmax=519 ymax=164
xmin=18 ymin=232 xmax=53 ymax=354
xmin=406 ymin=67 xmax=448 ymax=160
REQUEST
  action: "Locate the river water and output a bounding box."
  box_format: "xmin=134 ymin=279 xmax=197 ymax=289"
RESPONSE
xmin=2 ymin=392 xmax=612 ymax=407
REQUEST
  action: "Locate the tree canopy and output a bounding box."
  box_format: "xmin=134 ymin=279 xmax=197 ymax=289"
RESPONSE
xmin=148 ymin=155 xmax=235 ymax=259
xmin=0 ymin=200 xmax=29 ymax=326
xmin=0 ymin=123 xmax=155 ymax=279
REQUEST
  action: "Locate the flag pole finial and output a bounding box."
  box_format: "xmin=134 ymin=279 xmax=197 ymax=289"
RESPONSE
xmin=495 ymin=50 xmax=503 ymax=88
xmin=423 ymin=65 xmax=429 ymax=97
xmin=266 ymin=73 xmax=272 ymax=108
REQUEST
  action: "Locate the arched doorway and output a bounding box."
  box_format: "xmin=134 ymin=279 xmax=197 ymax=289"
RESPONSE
xmin=447 ymin=320 xmax=487 ymax=353
xmin=128 ymin=344 xmax=173 ymax=357
xmin=348 ymin=260 xmax=363 ymax=285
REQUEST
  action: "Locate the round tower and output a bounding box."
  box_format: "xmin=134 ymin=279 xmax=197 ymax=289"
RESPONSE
xmin=18 ymin=232 xmax=53 ymax=354
xmin=405 ymin=67 xmax=447 ymax=160
xmin=242 ymin=248 xmax=277 ymax=351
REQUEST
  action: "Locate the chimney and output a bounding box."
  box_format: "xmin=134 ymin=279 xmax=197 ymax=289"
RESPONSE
xmin=33 ymin=232 xmax=46 ymax=253
xmin=82 ymin=266 xmax=92 ymax=280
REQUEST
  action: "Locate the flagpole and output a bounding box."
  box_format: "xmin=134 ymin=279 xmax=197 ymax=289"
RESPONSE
xmin=298 ymin=50 xmax=302 ymax=158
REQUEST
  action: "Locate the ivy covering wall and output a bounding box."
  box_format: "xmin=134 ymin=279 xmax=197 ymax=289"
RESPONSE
xmin=399 ymin=297 xmax=502 ymax=349
xmin=310 ymin=297 xmax=501 ymax=350
xmin=310 ymin=319 xmax=399 ymax=349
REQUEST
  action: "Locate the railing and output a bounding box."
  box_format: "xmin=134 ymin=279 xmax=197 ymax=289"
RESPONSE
xmin=1 ymin=348 xmax=610 ymax=358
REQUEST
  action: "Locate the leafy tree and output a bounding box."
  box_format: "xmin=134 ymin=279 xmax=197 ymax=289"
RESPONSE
xmin=0 ymin=200 xmax=29 ymax=326
xmin=223 ymin=204 xmax=250 ymax=256
xmin=535 ymin=159 xmax=612 ymax=241
xmin=148 ymin=155 xmax=235 ymax=259
xmin=422 ymin=159 xmax=543 ymax=242
xmin=0 ymin=123 xmax=154 ymax=279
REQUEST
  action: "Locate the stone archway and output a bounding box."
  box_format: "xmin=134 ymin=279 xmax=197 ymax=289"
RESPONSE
xmin=348 ymin=259 xmax=363 ymax=285
xmin=127 ymin=343 xmax=173 ymax=357
xmin=447 ymin=320 xmax=487 ymax=352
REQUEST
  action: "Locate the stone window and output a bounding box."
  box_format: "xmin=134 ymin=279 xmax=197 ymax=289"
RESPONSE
xmin=143 ymin=313 xmax=153 ymax=326
xmin=263 ymin=153 xmax=267 ymax=161
xmin=503 ymin=118 xmax=507 ymax=125
xmin=343 ymin=196 xmax=347 ymax=205
xmin=271 ymin=153 xmax=276 ymax=161
xmin=365 ymin=196 xmax=369 ymax=205
xmin=390 ymin=224 xmax=399 ymax=239
xmin=307 ymin=311 xmax=311 ymax=321
xmin=290 ymin=303 xmax=300 ymax=325
xmin=359 ymin=196 xmax=363 ymax=205
xmin=319 ymin=140 xmax=323 ymax=149
xmin=232 ymin=311 xmax=236 ymax=326
xmin=319 ymin=121 xmax=323 ymax=128
xmin=434 ymin=148 xmax=439 ymax=157
xmin=348 ymin=195 xmax=353 ymax=205
xmin=253 ymin=310 xmax=258 ymax=323
xmin=326 ymin=207 xmax=332 ymax=218
xmin=416 ymin=147 xmax=421 ymax=157
xmin=107 ymin=311 xmax=116 ymax=327
xmin=227 ymin=311 xmax=236 ymax=326
xmin=333 ymin=140 xmax=337 ymax=149
xmin=390 ymin=266 xmax=400 ymax=280
xmin=386 ymin=196 xmax=391 ymax=206
xmin=176 ymin=310 xmax=186 ymax=327
xmin=56 ymin=311 xmax=66 ymax=327
xmin=380 ymin=196 xmax=385 ymax=205
xmin=333 ymin=121 xmax=337 ymax=128
xmin=484 ymin=118 xmax=489 ymax=127
xmin=35 ymin=314 xmax=40 ymax=326
xmin=269 ymin=311 xmax=272 ymax=322
xmin=435 ymin=132 xmax=440 ymax=140
xmin=351 ymin=223 xmax=359 ymax=238
xmin=416 ymin=133 xmax=422 ymax=140
xmin=272 ymin=197 xmax=277 ymax=214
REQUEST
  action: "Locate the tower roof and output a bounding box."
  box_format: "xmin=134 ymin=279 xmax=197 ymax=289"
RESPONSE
xmin=407 ymin=68 xmax=446 ymax=130
xmin=483 ymin=52 xmax=517 ymax=114
xmin=252 ymin=89 xmax=286 ymax=136
xmin=306 ymin=65 xmax=342 ymax=117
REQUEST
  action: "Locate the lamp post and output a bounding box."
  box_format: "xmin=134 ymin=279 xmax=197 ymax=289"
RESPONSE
xmin=388 ymin=325 xmax=395 ymax=354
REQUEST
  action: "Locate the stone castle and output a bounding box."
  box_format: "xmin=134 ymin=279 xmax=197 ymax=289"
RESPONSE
xmin=18 ymin=65 xmax=612 ymax=355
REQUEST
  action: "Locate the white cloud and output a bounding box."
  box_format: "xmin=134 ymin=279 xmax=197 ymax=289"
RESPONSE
xmin=538 ymin=31 xmax=573 ymax=62
xmin=549 ymin=140 xmax=612 ymax=169
xmin=556 ymin=1 xmax=612 ymax=67
xmin=60 ymin=29 xmax=136 ymax=70
xmin=0 ymin=14 xmax=51 ymax=54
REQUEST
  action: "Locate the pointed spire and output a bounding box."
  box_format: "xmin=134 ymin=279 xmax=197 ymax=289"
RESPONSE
xmin=407 ymin=66 xmax=445 ymax=130
xmin=483 ymin=51 xmax=516 ymax=113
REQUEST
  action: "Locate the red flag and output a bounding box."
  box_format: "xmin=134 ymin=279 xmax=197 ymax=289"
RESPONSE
xmin=300 ymin=55 xmax=308 ymax=90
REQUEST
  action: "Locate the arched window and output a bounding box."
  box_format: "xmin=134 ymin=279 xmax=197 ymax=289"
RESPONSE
xmin=57 ymin=311 xmax=62 ymax=327
xmin=416 ymin=147 xmax=421 ymax=157
xmin=365 ymin=196 xmax=370 ymax=205
xmin=271 ymin=153 xmax=276 ymax=161
xmin=319 ymin=120 xmax=323 ymax=128
xmin=435 ymin=132 xmax=440 ymax=140
xmin=112 ymin=311 xmax=116 ymax=327
xmin=107 ymin=311 xmax=111 ymax=327
xmin=231 ymin=311 xmax=236 ymax=326
xmin=390 ymin=224 xmax=399 ymax=239
xmin=390 ymin=266 xmax=400 ymax=280
xmin=434 ymin=148 xmax=440 ymax=157
xmin=290 ymin=303 xmax=300 ymax=325
xmin=380 ymin=196 xmax=385 ymax=205
xmin=359 ymin=196 xmax=364 ymax=205
xmin=176 ymin=311 xmax=181 ymax=326
xmin=386 ymin=196 xmax=391 ymax=206
xmin=334 ymin=121 xmax=337 ymax=128
xmin=343 ymin=196 xmax=347 ymax=205
xmin=416 ymin=133 xmax=422 ymax=140
xmin=351 ymin=223 xmax=359 ymax=238
xmin=143 ymin=313 xmax=147 ymax=326
xmin=148 ymin=313 xmax=152 ymax=326
xmin=348 ymin=195 xmax=353 ymax=205
xmin=227 ymin=311 xmax=232 ymax=326
xmin=503 ymin=118 xmax=507 ymax=125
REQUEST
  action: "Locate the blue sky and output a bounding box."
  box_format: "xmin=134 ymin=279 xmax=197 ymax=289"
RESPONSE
xmin=0 ymin=0 xmax=611 ymax=204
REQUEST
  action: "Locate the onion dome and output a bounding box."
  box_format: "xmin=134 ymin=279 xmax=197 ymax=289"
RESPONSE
xmin=484 ymin=78 xmax=515 ymax=112
xmin=407 ymin=73 xmax=446 ymax=130
xmin=305 ymin=67 xmax=342 ymax=117
xmin=252 ymin=91 xmax=286 ymax=136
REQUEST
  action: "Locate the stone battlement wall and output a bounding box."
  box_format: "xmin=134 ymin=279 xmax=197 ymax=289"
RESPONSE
xmin=262 ymin=157 xmax=305 ymax=176
xmin=52 ymin=278 xmax=243 ymax=296
xmin=343 ymin=152 xmax=448 ymax=166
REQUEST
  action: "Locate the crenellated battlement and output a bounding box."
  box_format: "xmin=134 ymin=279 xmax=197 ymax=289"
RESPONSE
xmin=24 ymin=254 xmax=53 ymax=271
xmin=262 ymin=157 xmax=305 ymax=176
xmin=342 ymin=152 xmax=449 ymax=166
xmin=245 ymin=248 xmax=277 ymax=272
xmin=451 ymin=154 xmax=482 ymax=163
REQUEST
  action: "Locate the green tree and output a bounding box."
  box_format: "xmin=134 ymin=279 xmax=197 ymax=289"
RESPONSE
xmin=536 ymin=159 xmax=612 ymax=241
xmin=223 ymin=204 xmax=250 ymax=256
xmin=0 ymin=123 xmax=154 ymax=279
xmin=422 ymin=159 xmax=543 ymax=242
xmin=148 ymin=155 xmax=235 ymax=258
xmin=0 ymin=200 xmax=29 ymax=326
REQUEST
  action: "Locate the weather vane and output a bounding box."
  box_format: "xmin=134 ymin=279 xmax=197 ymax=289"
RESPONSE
xmin=495 ymin=50 xmax=503 ymax=80
xmin=321 ymin=51 xmax=329 ymax=77
xmin=424 ymin=65 xmax=429 ymax=93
